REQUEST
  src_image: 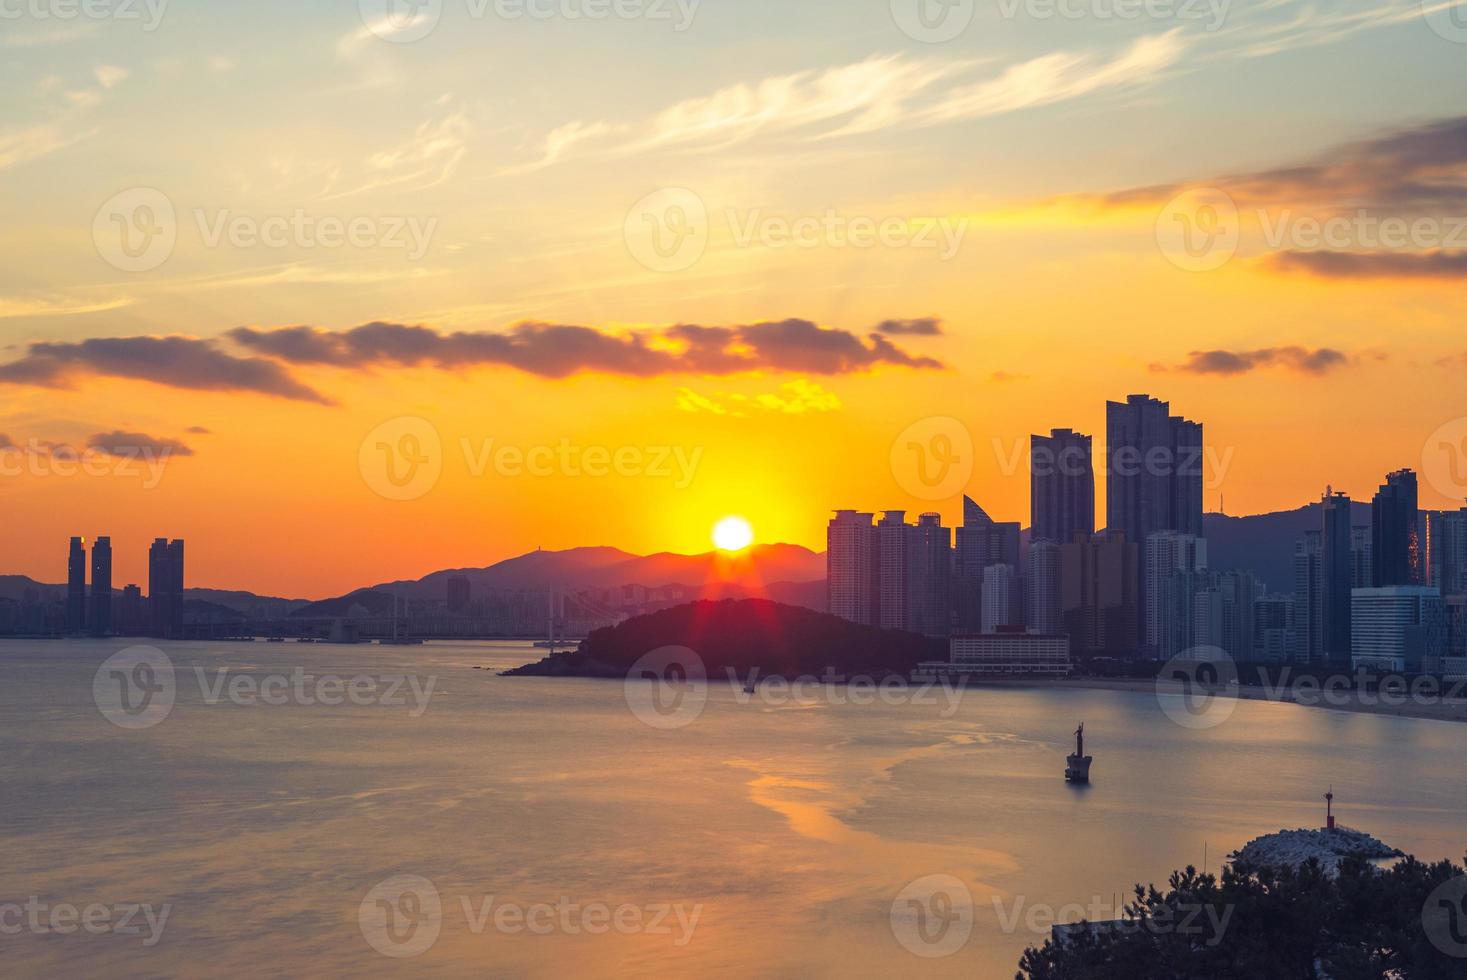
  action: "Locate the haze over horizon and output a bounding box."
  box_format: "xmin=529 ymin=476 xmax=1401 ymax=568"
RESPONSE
xmin=4 ymin=0 xmax=1467 ymax=596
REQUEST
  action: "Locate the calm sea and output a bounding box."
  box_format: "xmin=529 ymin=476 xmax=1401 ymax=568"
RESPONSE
xmin=2 ymin=638 xmax=1463 ymax=978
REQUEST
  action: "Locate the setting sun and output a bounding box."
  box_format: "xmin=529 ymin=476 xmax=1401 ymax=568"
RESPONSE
xmin=712 ymin=516 xmax=755 ymax=552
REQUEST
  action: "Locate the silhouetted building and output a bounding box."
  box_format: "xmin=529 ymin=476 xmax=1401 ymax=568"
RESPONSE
xmin=1425 ymin=508 xmax=1467 ymax=597
xmin=1351 ymin=586 xmax=1446 ymax=673
xmin=66 ymin=537 xmax=87 ymax=634
xmin=1061 ymin=531 xmax=1140 ymax=655
xmin=826 ymin=511 xmax=878 ymax=626
xmin=1106 ymin=394 xmax=1204 ymax=544
xmin=906 ymin=513 xmax=952 ymax=638
xmin=877 ymin=510 xmax=909 ymax=631
xmin=1026 ymin=539 xmax=1063 ymax=635
xmin=447 ymin=575 xmax=472 ymax=613
xmin=955 ymin=496 xmax=1020 ymax=633
xmin=149 ymin=537 xmax=186 ymax=638
xmin=1372 ymin=469 xmax=1419 ymax=587
xmin=89 ymin=536 xmax=112 ymax=636
xmin=1031 ymin=428 xmax=1094 ymax=545
xmin=118 ymin=584 xmax=144 ymax=635
xmin=1321 ymin=491 xmax=1353 ymax=666
xmin=1294 ymin=530 xmax=1323 ymax=663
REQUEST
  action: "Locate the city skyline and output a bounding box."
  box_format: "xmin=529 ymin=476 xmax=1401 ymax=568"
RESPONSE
xmin=4 ymin=3 xmax=1467 ymax=599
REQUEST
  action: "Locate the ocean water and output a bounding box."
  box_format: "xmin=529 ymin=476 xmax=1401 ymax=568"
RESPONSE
xmin=2 ymin=638 xmax=1464 ymax=978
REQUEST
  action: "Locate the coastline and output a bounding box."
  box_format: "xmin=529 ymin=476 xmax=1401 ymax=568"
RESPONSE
xmin=1046 ymin=677 xmax=1467 ymax=725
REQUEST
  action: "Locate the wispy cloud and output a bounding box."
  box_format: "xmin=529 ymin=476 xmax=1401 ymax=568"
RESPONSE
xmin=230 ymin=318 xmax=945 ymax=378
xmin=1267 ymin=249 xmax=1467 ymax=280
xmin=1155 ymin=347 xmax=1353 ymax=376
xmin=510 ymin=34 xmax=1186 ymax=170
xmin=0 ymin=336 xmax=333 ymax=404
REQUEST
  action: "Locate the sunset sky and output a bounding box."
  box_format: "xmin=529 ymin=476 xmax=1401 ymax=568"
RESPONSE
xmin=3 ymin=0 xmax=1467 ymax=597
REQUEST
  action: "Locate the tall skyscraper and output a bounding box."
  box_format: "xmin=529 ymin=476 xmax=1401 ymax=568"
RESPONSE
xmin=876 ymin=511 xmax=909 ymax=631
xmin=1372 ymin=469 xmax=1419 ymax=587
xmin=1294 ymin=531 xmax=1323 ymax=662
xmin=905 ymin=513 xmax=952 ymax=638
xmin=66 ymin=537 xmax=87 ymax=634
xmin=1321 ymin=490 xmax=1353 ymax=666
xmin=826 ymin=511 xmax=877 ymax=626
xmin=1031 ymin=428 xmax=1094 ymax=544
xmin=1424 ymin=507 xmax=1467 ymax=597
xmin=1026 ymin=540 xmax=1063 ymax=635
xmin=1144 ymin=531 xmax=1207 ymax=657
xmin=149 ymin=537 xmax=186 ymax=638
xmin=1061 ymin=531 xmax=1140 ymax=655
xmin=1106 ymin=394 xmax=1204 ymax=544
xmin=89 ymin=536 xmax=112 ymax=636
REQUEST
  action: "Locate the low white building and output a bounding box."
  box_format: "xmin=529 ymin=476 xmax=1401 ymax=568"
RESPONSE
xmin=1350 ymin=586 xmax=1447 ymax=673
xmin=915 ymin=631 xmax=1072 ymax=679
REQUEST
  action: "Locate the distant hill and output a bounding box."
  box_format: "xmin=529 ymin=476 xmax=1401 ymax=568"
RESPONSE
xmin=504 ymin=598 xmax=944 ymax=678
xmin=0 ymin=575 xmax=61 ymax=602
xmin=1203 ymin=500 xmax=1374 ymax=592
xmin=374 ymin=543 xmax=826 ymax=599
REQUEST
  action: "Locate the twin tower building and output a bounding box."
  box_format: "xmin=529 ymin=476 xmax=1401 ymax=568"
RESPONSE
xmin=65 ymin=536 xmax=185 ymax=638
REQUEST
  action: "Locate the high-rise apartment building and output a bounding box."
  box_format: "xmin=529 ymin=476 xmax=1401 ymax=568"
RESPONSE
xmin=89 ymin=536 xmax=112 ymax=636
xmin=1425 ymin=508 xmax=1467 ymax=596
xmin=1031 ymin=428 xmax=1094 ymax=545
xmin=1321 ymin=491 xmax=1353 ymax=666
xmin=1144 ymin=531 xmax=1207 ymax=657
xmin=1061 ymin=531 xmax=1140 ymax=654
xmin=826 ymin=511 xmax=878 ymax=626
xmin=1106 ymin=394 xmax=1204 ymax=544
xmin=66 ymin=537 xmax=87 ymax=634
xmin=1026 ymin=539 xmax=1063 ymax=635
xmin=148 ymin=537 xmax=186 ymax=638
xmin=1372 ymin=469 xmax=1419 ymax=587
xmin=906 ymin=513 xmax=952 ymax=638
